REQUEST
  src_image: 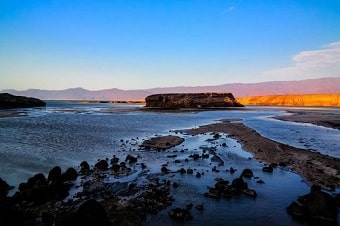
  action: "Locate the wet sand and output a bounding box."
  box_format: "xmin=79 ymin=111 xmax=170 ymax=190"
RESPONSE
xmin=182 ymin=119 xmax=340 ymax=189
xmin=273 ymin=109 xmax=340 ymax=130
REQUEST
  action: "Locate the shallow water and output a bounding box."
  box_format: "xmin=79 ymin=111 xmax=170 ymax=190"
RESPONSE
xmin=0 ymin=102 xmax=339 ymax=225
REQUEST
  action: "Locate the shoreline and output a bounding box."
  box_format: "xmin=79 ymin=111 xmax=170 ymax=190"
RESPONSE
xmin=183 ymin=119 xmax=340 ymax=189
xmin=273 ymin=109 xmax=340 ymax=130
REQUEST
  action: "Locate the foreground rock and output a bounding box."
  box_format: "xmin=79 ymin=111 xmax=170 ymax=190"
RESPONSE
xmin=145 ymin=93 xmax=243 ymax=109
xmin=0 ymin=93 xmax=46 ymax=109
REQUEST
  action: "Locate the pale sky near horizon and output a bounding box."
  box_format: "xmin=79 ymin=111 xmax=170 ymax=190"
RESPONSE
xmin=1 ymin=0 xmax=340 ymax=91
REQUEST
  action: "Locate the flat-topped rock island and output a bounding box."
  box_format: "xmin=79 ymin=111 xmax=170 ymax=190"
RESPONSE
xmin=145 ymin=92 xmax=243 ymax=109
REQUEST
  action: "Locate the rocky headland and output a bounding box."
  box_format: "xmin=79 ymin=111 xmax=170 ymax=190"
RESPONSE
xmin=0 ymin=93 xmax=46 ymax=109
xmin=145 ymin=93 xmax=243 ymax=109
xmin=237 ymin=94 xmax=340 ymax=107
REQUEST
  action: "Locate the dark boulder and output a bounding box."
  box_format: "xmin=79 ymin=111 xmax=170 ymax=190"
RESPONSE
xmin=48 ymin=166 xmax=62 ymax=184
xmin=80 ymin=161 xmax=90 ymax=174
xmin=62 ymin=167 xmax=78 ymax=181
xmin=231 ymin=177 xmax=248 ymax=192
xmin=19 ymin=173 xmax=47 ymax=192
xmin=125 ymin=155 xmax=137 ymax=164
xmin=0 ymin=93 xmax=46 ymax=109
xmin=110 ymin=156 xmax=119 ymax=165
xmin=241 ymin=169 xmax=253 ymax=178
xmin=95 ymin=160 xmax=109 ymax=171
xmin=262 ymin=166 xmax=273 ymax=173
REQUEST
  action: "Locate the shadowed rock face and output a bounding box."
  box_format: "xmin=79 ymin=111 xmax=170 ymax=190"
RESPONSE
xmin=0 ymin=93 xmax=46 ymax=109
xmin=145 ymin=93 xmax=243 ymax=108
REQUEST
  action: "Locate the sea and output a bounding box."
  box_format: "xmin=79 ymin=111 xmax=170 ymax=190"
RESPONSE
xmin=0 ymin=101 xmax=339 ymax=225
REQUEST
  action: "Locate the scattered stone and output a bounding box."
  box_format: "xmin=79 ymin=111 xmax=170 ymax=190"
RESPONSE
xmin=125 ymin=154 xmax=137 ymax=164
xmin=141 ymin=163 xmax=147 ymax=169
xmin=229 ymin=167 xmax=236 ymax=174
xmin=256 ymin=180 xmax=265 ymax=184
xmin=213 ymin=133 xmax=221 ymax=139
xmin=187 ymin=168 xmax=194 ymax=174
xmin=241 ymin=169 xmax=253 ymax=178
xmin=179 ymin=168 xmax=186 ymax=174
xmin=161 ymin=166 xmax=169 ymax=174
xmin=196 ymin=172 xmax=201 ymax=178
xmin=242 ymin=188 xmax=257 ymax=198
xmin=262 ymin=166 xmax=273 ymax=173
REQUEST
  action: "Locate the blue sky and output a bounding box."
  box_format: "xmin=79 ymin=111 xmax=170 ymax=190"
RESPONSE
xmin=1 ymin=0 xmax=339 ymax=90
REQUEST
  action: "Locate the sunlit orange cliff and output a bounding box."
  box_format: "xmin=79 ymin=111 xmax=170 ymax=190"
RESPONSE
xmin=237 ymin=94 xmax=340 ymax=107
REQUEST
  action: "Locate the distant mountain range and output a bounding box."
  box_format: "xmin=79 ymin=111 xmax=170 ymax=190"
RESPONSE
xmin=2 ymin=77 xmax=340 ymax=101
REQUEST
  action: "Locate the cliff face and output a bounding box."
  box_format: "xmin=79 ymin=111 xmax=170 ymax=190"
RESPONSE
xmin=237 ymin=94 xmax=340 ymax=107
xmin=0 ymin=93 xmax=46 ymax=109
xmin=145 ymin=93 xmax=243 ymax=108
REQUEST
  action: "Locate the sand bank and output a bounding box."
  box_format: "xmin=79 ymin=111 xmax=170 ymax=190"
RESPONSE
xmin=273 ymin=109 xmax=340 ymax=130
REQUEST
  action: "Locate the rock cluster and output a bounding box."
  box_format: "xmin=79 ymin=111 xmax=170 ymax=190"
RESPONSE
xmin=0 ymin=93 xmax=46 ymax=109
xmin=204 ymin=169 xmax=257 ymax=199
xmin=145 ymin=93 xmax=243 ymax=109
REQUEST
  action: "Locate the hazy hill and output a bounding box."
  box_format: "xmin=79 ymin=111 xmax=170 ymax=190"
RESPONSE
xmin=2 ymin=77 xmax=340 ymax=100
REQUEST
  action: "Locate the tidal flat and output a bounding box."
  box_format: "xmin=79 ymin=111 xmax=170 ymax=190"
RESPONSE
xmin=0 ymin=102 xmax=339 ymax=225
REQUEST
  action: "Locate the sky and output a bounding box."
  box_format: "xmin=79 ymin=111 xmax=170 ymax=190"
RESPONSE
xmin=1 ymin=0 xmax=340 ymax=91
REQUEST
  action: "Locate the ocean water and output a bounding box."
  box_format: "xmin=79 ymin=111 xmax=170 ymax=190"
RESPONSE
xmin=0 ymin=102 xmax=339 ymax=225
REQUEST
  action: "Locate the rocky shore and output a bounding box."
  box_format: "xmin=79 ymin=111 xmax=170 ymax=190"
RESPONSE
xmin=0 ymin=117 xmax=339 ymax=225
xmin=0 ymin=93 xmax=46 ymax=109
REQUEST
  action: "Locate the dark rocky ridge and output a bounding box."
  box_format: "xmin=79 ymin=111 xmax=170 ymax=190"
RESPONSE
xmin=0 ymin=93 xmax=46 ymax=109
xmin=145 ymin=93 xmax=243 ymax=109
